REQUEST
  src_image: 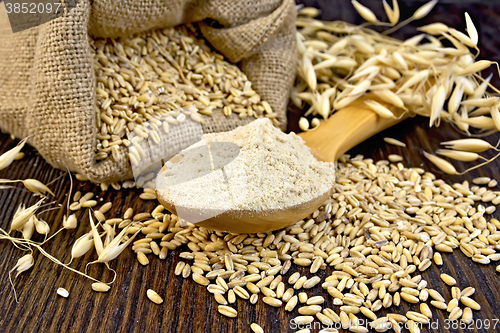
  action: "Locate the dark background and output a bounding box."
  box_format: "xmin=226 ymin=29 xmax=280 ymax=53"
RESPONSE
xmin=1 ymin=1 xmax=500 ymax=332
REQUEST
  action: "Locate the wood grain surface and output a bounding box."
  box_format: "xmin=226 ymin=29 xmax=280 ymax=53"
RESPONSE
xmin=1 ymin=1 xmax=500 ymax=333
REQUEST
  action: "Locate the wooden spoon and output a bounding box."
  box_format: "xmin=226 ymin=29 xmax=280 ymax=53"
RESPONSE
xmin=156 ymin=94 xmax=406 ymax=233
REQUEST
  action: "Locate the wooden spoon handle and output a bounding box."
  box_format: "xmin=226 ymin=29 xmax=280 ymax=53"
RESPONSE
xmin=299 ymin=93 xmax=408 ymax=162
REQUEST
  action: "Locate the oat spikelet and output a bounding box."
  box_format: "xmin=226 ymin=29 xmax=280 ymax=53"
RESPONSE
xmin=0 ymin=178 xmax=53 ymax=196
xmin=462 ymin=116 xmax=495 ymax=129
xmin=423 ymin=151 xmax=459 ymax=175
xmin=313 ymin=57 xmax=338 ymax=71
xmin=303 ymin=50 xmax=317 ymax=91
xmin=364 ymin=100 xmax=396 ymax=118
xmin=392 ymin=52 xmax=407 ymax=69
xmin=102 ymin=224 xmax=116 ymax=247
xmin=417 ymin=23 xmax=448 ymax=35
xmin=298 ymin=7 xmax=321 ymax=18
xmin=490 ymin=105 xmax=500 ymax=132
xmin=430 ymin=85 xmax=446 ymax=127
xmin=453 ymin=107 xmax=470 ymax=133
xmin=327 ymin=39 xmax=348 ymax=55
xmin=412 ymin=0 xmax=438 ymax=20
xmin=403 ymin=33 xmax=425 ymax=47
xmin=448 ymin=80 xmax=465 ymax=115
xmin=372 ymin=89 xmax=405 ymax=109
xmin=89 ymin=212 xmax=104 ymax=256
xmin=9 ymin=253 xmax=34 ymax=303
xmin=468 ymin=74 xmax=493 ymax=103
xmin=436 ymin=149 xmax=480 ymax=162
xmin=63 ymin=214 xmax=78 ymax=229
xmin=97 ymin=224 xmax=141 ymax=263
xmin=319 ymin=88 xmax=335 ymax=119
xmin=396 ymin=70 xmax=429 ymax=94
xmin=0 ymin=138 xmax=27 ymax=171
xmin=461 ymin=97 xmax=499 ymax=107
xmin=22 ymin=179 xmax=54 ymax=196
xmin=448 ymin=28 xmax=476 ymax=48
xmin=440 ymin=32 xmax=468 ymax=52
xmin=441 ymin=138 xmax=494 ymax=152
xmin=382 ymin=0 xmax=399 ymax=26
xmin=348 ymin=80 xmax=371 ymax=96
xmin=350 ymin=65 xmax=380 ymax=81
xmin=385 ymin=0 xmax=438 ymax=34
xmin=383 ymin=137 xmax=406 ymax=147
xmin=464 ymin=12 xmax=478 ymax=45
xmin=34 ymin=217 xmax=50 ymax=235
xmin=10 ymin=199 xmax=44 ymax=232
xmin=71 ymin=232 xmax=94 ymax=259
xmin=457 ymin=60 xmax=493 ymax=76
xmin=391 ymin=0 xmax=399 ymax=24
xmin=13 ymin=254 xmax=34 ymax=278
xmin=22 ymin=216 xmax=35 ymax=240
xmin=351 ymin=0 xmax=378 ymax=23
xmin=334 ymin=95 xmax=359 ymax=110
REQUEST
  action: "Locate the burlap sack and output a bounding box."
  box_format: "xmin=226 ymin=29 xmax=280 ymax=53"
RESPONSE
xmin=0 ymin=0 xmax=296 ymax=183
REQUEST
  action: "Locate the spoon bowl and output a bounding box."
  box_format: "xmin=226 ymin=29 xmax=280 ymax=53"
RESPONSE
xmin=157 ymin=168 xmax=333 ymax=234
xmin=156 ymin=94 xmax=406 ymax=233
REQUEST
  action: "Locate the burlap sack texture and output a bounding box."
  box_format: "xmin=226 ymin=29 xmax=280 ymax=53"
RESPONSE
xmin=0 ymin=0 xmax=297 ymax=183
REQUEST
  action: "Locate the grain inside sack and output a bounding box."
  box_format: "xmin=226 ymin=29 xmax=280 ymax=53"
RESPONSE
xmin=93 ymin=26 xmax=281 ymax=165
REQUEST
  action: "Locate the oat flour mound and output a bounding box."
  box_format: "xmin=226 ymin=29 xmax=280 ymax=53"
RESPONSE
xmin=156 ymin=118 xmax=335 ymax=212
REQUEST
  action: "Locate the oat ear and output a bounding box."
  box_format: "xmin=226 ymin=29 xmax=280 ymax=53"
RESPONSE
xmin=382 ymin=0 xmax=399 ymax=26
xmin=412 ymin=0 xmax=438 ymax=20
xmin=97 ymin=227 xmax=141 ymax=263
xmin=89 ymin=212 xmax=103 ymax=255
xmin=351 ymin=0 xmax=378 ymax=23
xmin=9 ymin=198 xmax=44 ymax=232
xmin=0 ymin=137 xmax=28 ymax=171
xmin=423 ymin=151 xmax=459 ymax=175
xmin=464 ymin=12 xmax=478 ymax=45
xmin=22 ymin=179 xmax=54 ymax=196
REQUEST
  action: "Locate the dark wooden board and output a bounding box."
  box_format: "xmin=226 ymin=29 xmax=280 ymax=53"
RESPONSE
xmin=1 ymin=1 xmax=500 ymax=333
